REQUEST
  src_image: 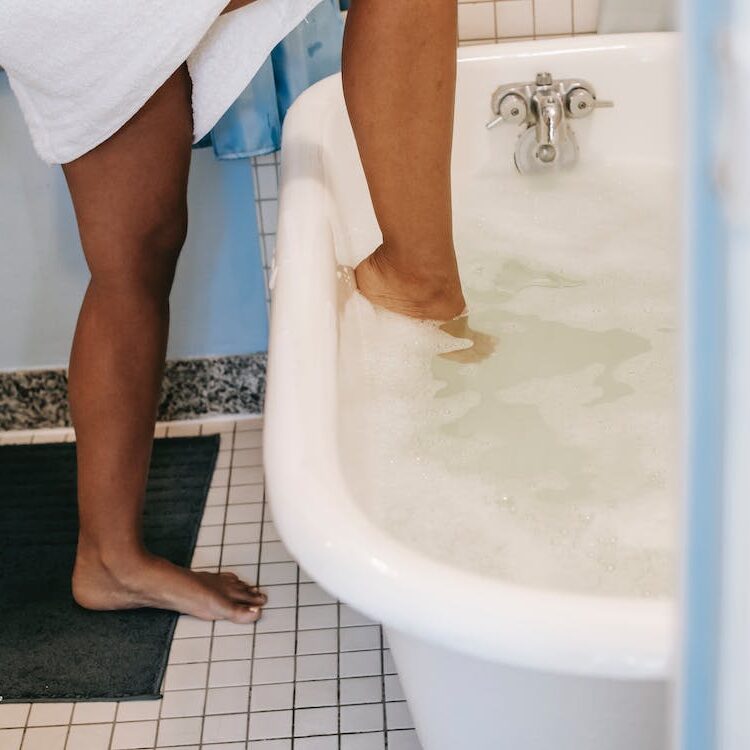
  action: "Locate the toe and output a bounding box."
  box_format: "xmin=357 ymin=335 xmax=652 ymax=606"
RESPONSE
xmin=227 ymin=603 xmax=262 ymax=624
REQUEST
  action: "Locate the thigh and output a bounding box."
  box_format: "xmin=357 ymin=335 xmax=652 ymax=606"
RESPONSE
xmin=222 ymin=0 xmax=256 ymax=14
xmin=62 ymin=65 xmax=194 ymax=285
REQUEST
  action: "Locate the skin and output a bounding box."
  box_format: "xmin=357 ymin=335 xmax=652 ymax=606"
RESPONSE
xmin=64 ymin=0 xmax=465 ymax=623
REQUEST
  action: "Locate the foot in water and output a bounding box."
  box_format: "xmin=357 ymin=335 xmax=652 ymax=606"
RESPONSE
xmin=440 ymin=315 xmax=498 ymax=364
xmin=354 ymin=245 xmax=466 ymax=321
xmin=72 ymin=545 xmax=267 ymax=624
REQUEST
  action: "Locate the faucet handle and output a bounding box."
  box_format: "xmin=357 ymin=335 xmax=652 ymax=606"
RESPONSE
xmin=486 ymin=92 xmax=528 ymax=129
xmin=566 ymin=87 xmax=614 ymax=118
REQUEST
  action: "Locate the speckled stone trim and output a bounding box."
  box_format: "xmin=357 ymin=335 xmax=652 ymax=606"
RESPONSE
xmin=0 ymin=354 xmax=266 ymax=431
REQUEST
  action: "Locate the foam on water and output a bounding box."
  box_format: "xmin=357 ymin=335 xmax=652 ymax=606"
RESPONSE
xmin=337 ymin=165 xmax=679 ymax=598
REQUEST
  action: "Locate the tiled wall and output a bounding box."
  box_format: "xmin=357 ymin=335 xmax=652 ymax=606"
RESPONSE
xmin=254 ymin=0 xmax=601 ymax=302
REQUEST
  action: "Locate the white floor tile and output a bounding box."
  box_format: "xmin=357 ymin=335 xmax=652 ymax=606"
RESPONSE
xmin=173 ymin=616 xmax=213 ymax=640
xmin=27 ymin=703 xmax=73 ymax=727
xmin=248 ymin=739 xmax=290 ymax=750
xmin=254 ymin=632 xmax=295 ymax=659
xmin=387 ymin=729 xmax=423 ymax=750
xmin=205 ymin=686 xmax=250 ymax=716
xmin=341 ymin=703 xmax=384 ymax=733
xmin=208 ymin=660 xmax=252 ymax=689
xmin=211 ymin=635 xmax=253 ymax=662
xmin=234 ymin=431 xmax=263 ymax=449
xmin=0 ymin=705 xmax=30 ymax=730
xmin=341 ymin=732 xmax=386 ymax=750
xmin=116 ymin=701 xmax=160 ymax=722
xmin=295 ymin=628 xmax=337 ymax=656
xmin=294 ymin=680 xmax=338 ymax=710
xmin=231 ymin=448 xmax=262 ymax=468
xmin=249 ymin=683 xmax=294 ymax=713
xmin=20 ymin=726 xmax=67 ymax=750
xmin=110 ymin=720 xmax=157 ymax=750
xmin=164 ymin=663 xmax=209 ymax=692
xmin=251 ymin=657 xmax=295 ymax=686
xmin=255 ymin=608 xmax=296 ymax=634
xmin=70 ymin=702 xmax=117 ymax=725
xmin=159 ymin=690 xmax=205 ymax=719
xmin=225 ymin=504 xmax=263 ymax=525
xmin=339 ymin=650 xmax=382 ymax=679
xmin=155 ymin=716 xmax=202 ymax=747
xmin=228 ymin=484 xmax=264 ymax=504
xmin=293 ymin=736 xmax=338 ymax=750
xmin=297 ymin=605 xmax=337 ymax=631
xmin=340 ymin=625 xmax=382 ymax=652
xmin=294 ymin=706 xmax=338 ymax=737
xmin=65 ymin=723 xmax=111 ymax=750
xmin=0 ymin=728 xmax=23 ymax=750
xmin=231 ymin=467 xmax=264 ymax=486
xmin=297 ymin=583 xmax=335 ymax=606
xmin=295 ymin=654 xmax=338 ymax=682
xmin=168 ymin=636 xmax=211 ymax=664
xmin=340 ymin=677 xmax=382 ymax=706
xmin=247 ymin=710 xmax=292 ymax=741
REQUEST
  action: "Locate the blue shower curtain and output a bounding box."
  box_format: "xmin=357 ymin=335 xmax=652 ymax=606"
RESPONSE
xmin=196 ymin=0 xmax=344 ymax=160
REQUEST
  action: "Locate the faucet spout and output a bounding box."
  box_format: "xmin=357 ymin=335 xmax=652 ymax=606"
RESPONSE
xmin=534 ymin=93 xmax=564 ymax=163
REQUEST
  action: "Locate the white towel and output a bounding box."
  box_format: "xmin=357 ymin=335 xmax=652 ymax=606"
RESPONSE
xmin=0 ymin=0 xmax=322 ymax=164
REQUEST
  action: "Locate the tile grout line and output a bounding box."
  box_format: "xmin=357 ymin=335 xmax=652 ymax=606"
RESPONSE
xmin=289 ymin=563 xmax=302 ymax=748
xmin=244 ymin=445 xmax=269 ymax=746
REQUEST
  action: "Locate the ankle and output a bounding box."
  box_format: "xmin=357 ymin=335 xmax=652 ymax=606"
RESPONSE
xmin=75 ymin=535 xmax=149 ymax=579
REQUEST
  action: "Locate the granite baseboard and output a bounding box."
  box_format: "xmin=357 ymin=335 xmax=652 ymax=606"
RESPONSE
xmin=0 ymin=354 xmax=266 ymax=432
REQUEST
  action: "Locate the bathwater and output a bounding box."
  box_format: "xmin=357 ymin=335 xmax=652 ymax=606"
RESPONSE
xmin=338 ymin=165 xmax=678 ymax=598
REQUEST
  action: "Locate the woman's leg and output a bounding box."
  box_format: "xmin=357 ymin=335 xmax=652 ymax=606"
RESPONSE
xmin=343 ymin=0 xmax=465 ymax=320
xmin=64 ymin=66 xmax=265 ymax=623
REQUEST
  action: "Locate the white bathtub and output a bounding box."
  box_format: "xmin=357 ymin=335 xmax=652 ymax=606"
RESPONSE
xmin=265 ymin=33 xmax=678 ymax=750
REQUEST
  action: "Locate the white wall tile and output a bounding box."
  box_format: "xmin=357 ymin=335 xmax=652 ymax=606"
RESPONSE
xmin=574 ymin=0 xmax=599 ymax=32
xmin=534 ymin=0 xmax=574 ymax=35
xmin=458 ymin=2 xmax=496 ymax=40
xmin=495 ymin=0 xmax=534 ymax=37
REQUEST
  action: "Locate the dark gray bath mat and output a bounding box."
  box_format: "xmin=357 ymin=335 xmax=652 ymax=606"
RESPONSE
xmin=0 ymin=435 xmax=219 ymax=703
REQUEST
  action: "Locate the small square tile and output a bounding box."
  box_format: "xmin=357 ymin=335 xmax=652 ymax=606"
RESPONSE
xmin=232 ymin=448 xmax=263 ymax=468
xmin=298 ymin=583 xmax=335 ymax=606
xmin=212 ymin=635 xmax=253 ymax=661
xmin=208 ymin=660 xmax=252 ymax=688
xmin=191 ymin=545 xmax=221 ymax=568
xmin=110 ymin=720 xmax=157 ymax=750
xmin=201 ymin=505 xmax=226 ymax=526
xmin=21 ymin=726 xmax=67 ymax=750
xmin=169 ymin=636 xmax=211 ymax=664
xmin=534 ymin=0 xmax=573 ymax=35
xmin=458 ymin=1 xmax=496 ymax=40
xmin=156 ymin=717 xmax=203 ymax=747
xmin=341 ymin=732 xmax=386 ymax=750
xmin=386 ymin=702 xmax=413 ymax=730
xmin=249 ymin=683 xmax=294 ymax=712
xmin=221 ymin=543 xmax=260 ymax=566
xmin=295 ymin=654 xmax=338 ymax=681
xmin=339 ymin=606 xmax=375 ymax=627
xmin=495 ymin=0 xmax=534 ymax=38
xmin=0 ymin=729 xmax=23 ymax=750
xmin=387 ymin=729 xmax=422 ymax=750
xmin=159 ymin=690 xmax=205 ymax=719
xmin=174 ymin=616 xmax=213 ymax=639
xmin=164 ymin=662 xmax=209 ymax=691
xmin=116 ymin=701 xmax=160 ymax=722
xmin=225 ymin=524 xmax=263 ymax=546
xmin=214 ymin=619 xmax=256 ymax=637
xmin=297 ymin=605 xmax=337 ymax=631
xmin=65 ymin=723 xmax=111 ymax=750
xmin=70 ymin=703 xmax=117 ymax=725
xmin=255 ymin=632 xmax=295 ymax=659
xmin=27 ymin=703 xmax=73 ymax=727
xmin=196 ymin=525 xmax=224 ymax=547
xmin=211 ymin=469 xmax=231 ymax=488
xmin=255 ymin=608 xmax=296 ymax=633
xmin=260 ymin=542 xmax=294 ymax=565
xmin=384 ymin=674 xmax=406 ymax=702
xmin=256 ymin=164 xmax=279 ymax=199
xmin=295 ymin=628 xmax=337 ymax=656
xmin=294 ymin=736 xmax=337 ymax=750
xmin=235 ymin=416 xmax=263 ymax=431
xmin=251 ymin=657 xmax=295 ymax=685
xmin=340 ymin=650 xmax=382 ymax=679
xmin=206 ymin=487 xmax=229 ymax=506
xmin=294 ymin=680 xmax=338 ymax=709
xmin=248 ymin=740 xmax=290 ymax=750
xmin=383 ymin=650 xmax=397 ymax=675
xmin=201 ymin=418 xmax=237 ymax=435
xmin=258 ymin=562 xmax=298 ymax=586
xmin=340 ymin=625 xmax=381 ymax=652
xmin=235 ymin=431 xmax=263 ymax=449
xmin=248 ymin=710 xmax=292 ymax=741
xmin=215 ymin=451 xmax=232 ymax=469
xmin=574 ymin=0 xmax=599 ymax=33
xmin=202 ymin=713 xmax=247 ymax=744
xmin=340 ymin=676 xmax=382 ymax=705
xmin=341 ymin=703 xmax=384 ymax=734
xmin=294 ymin=706 xmax=337 ymax=737
xmin=166 ymin=421 xmax=202 ymax=437
xmin=0 ymin=704 xmax=29 ymax=729
xmin=205 ymin=686 xmax=250 ymax=716
xmin=228 ymin=484 xmax=264 ymax=504
xmin=263 ymin=584 xmax=297 ymax=609
xmin=262 ymin=522 xmax=282 ymax=543
xmin=226 ymin=504 xmax=263 ymax=525
xmin=231 ymin=466 xmax=264 ymax=486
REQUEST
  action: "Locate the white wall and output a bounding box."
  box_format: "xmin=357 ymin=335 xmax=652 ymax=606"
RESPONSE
xmin=0 ymin=73 xmax=269 ymax=372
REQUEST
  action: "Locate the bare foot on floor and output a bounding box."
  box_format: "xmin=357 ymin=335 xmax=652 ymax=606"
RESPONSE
xmin=355 ymin=245 xmax=466 ymax=321
xmin=72 ymin=548 xmax=267 ymax=624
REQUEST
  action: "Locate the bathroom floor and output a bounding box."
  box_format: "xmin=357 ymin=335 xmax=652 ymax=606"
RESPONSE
xmin=0 ymin=416 xmax=421 ymax=750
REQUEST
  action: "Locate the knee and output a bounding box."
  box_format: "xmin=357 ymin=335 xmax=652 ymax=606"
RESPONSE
xmin=90 ymin=204 xmax=189 ymax=298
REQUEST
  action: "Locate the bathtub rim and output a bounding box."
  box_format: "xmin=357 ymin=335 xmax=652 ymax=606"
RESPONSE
xmin=265 ymin=32 xmax=678 ymax=681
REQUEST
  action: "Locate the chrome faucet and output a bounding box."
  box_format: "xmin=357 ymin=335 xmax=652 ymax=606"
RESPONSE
xmin=487 ymin=72 xmax=613 ymax=173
